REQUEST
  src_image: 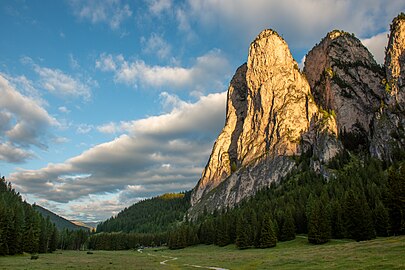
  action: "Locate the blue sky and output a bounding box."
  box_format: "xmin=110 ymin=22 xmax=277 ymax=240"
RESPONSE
xmin=1 ymin=0 xmax=404 ymax=222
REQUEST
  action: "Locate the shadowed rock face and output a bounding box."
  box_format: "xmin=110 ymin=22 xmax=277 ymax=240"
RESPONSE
xmin=304 ymin=30 xmax=385 ymax=137
xmin=190 ymin=30 xmax=334 ymax=209
xmin=190 ymin=15 xmax=405 ymax=217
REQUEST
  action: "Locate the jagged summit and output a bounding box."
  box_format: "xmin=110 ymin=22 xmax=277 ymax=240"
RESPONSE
xmin=371 ymin=13 xmax=405 ymax=161
xmin=190 ymin=29 xmax=336 ymax=210
xmin=304 ymin=28 xmax=385 ymax=141
xmin=189 ymin=14 xmax=405 ymax=218
xmin=385 ymin=12 xmax=405 ymax=107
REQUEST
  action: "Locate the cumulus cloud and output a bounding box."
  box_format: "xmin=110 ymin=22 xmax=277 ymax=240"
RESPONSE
xmin=69 ymin=0 xmax=132 ymax=30
xmin=361 ymin=31 xmax=389 ymax=64
xmin=9 ymin=92 xmax=227 ymax=219
xmin=0 ymin=74 xmax=58 ymax=163
xmin=177 ymin=0 xmax=405 ymax=54
xmin=96 ymin=50 xmax=231 ymax=92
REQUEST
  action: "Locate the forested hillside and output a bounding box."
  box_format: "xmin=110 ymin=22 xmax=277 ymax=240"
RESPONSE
xmin=97 ymin=192 xmax=191 ymax=233
xmin=167 ymin=152 xmax=405 ymax=249
xmin=33 ymin=204 xmax=88 ymax=231
xmin=0 ymin=176 xmax=58 ymax=255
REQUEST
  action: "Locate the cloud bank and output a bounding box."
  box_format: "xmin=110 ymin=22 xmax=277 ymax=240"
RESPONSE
xmin=0 ymin=74 xmax=58 ymax=163
xmin=10 ymin=91 xmax=227 ymax=219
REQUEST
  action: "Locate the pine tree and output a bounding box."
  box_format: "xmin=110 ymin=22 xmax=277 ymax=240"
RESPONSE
xmin=387 ymin=164 xmax=405 ymax=235
xmin=216 ymin=217 xmax=230 ymax=247
xmin=343 ymin=190 xmax=375 ymax=241
xmin=373 ymin=200 xmax=389 ymax=237
xmin=307 ymin=194 xmax=331 ymax=244
xmin=280 ymin=209 xmax=295 ymax=241
xmin=235 ymin=214 xmax=250 ymax=249
xmin=330 ymin=200 xmax=344 ymax=239
xmin=258 ymin=215 xmax=277 ymax=248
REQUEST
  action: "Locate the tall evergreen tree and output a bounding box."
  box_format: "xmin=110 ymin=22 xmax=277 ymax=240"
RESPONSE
xmin=387 ymin=164 xmax=405 ymax=235
xmin=235 ymin=214 xmax=250 ymax=249
xmin=279 ymin=209 xmax=295 ymax=241
xmin=307 ymin=194 xmax=331 ymax=244
xmin=343 ymin=190 xmax=375 ymax=241
xmin=258 ymin=215 xmax=277 ymax=248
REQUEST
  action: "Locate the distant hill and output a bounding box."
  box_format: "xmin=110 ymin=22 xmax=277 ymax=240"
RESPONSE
xmin=97 ymin=191 xmax=191 ymax=233
xmin=33 ymin=204 xmax=89 ymax=231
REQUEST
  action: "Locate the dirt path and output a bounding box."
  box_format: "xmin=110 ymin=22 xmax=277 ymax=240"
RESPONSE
xmin=137 ymin=248 xmax=228 ymax=270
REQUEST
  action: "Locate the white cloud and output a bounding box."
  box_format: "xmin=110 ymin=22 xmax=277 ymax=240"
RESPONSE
xmin=34 ymin=65 xmax=93 ymax=100
xmin=76 ymin=124 xmax=93 ymax=134
xmin=69 ymin=0 xmax=132 ymax=30
xmin=58 ymin=106 xmax=71 ymax=114
xmin=141 ymin=33 xmax=172 ymax=60
xmin=9 ymin=91 xmax=227 ymax=219
xmin=177 ymin=0 xmax=405 ymax=55
xmin=95 ymin=53 xmax=117 ymax=72
xmin=69 ymin=54 xmax=80 ymax=70
xmin=97 ymin=122 xmax=122 ymax=134
xmin=0 ymin=74 xmax=58 ymax=163
xmin=148 ymin=0 xmax=172 ymax=15
xmin=361 ymin=31 xmax=389 ymax=64
xmin=0 ymin=142 xmax=35 ymax=163
xmin=96 ymin=50 xmax=231 ymax=92
xmin=2 ymin=73 xmax=46 ymax=106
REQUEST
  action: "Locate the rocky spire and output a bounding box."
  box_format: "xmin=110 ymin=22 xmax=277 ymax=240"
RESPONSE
xmin=370 ymin=13 xmax=405 ymax=161
xmin=304 ymin=30 xmax=385 ymax=139
xmin=191 ymin=29 xmax=323 ymax=207
xmin=385 ymin=13 xmax=405 ymax=108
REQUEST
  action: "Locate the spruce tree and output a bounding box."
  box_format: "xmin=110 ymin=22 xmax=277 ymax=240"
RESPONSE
xmin=307 ymin=195 xmax=331 ymax=244
xmin=387 ymin=164 xmax=405 ymax=235
xmin=235 ymin=214 xmax=250 ymax=249
xmin=373 ymin=199 xmax=389 ymax=237
xmin=216 ymin=216 xmax=230 ymax=247
xmin=280 ymin=209 xmax=295 ymax=241
xmin=343 ymin=190 xmax=375 ymax=241
xmin=258 ymin=215 xmax=277 ymax=248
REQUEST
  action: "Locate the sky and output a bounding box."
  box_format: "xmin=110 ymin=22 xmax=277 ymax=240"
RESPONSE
xmin=1 ymin=0 xmax=404 ymax=223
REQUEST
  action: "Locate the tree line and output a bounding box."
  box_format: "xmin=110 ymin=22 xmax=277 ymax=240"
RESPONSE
xmin=167 ymin=152 xmax=405 ymax=249
xmin=2 ymin=150 xmax=404 ymax=253
xmin=97 ymin=192 xmax=191 ymax=233
xmin=0 ymin=176 xmax=89 ymax=255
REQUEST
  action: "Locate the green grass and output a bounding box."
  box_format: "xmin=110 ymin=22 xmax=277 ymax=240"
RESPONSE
xmin=1 ymin=236 xmax=404 ymax=270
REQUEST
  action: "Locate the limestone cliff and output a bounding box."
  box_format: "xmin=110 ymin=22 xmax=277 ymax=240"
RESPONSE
xmin=371 ymin=14 xmax=405 ymax=161
xmin=190 ymin=30 xmax=338 ymax=210
xmin=303 ymin=30 xmax=385 ymax=142
xmin=385 ymin=13 xmax=405 ymax=107
xmin=190 ymin=14 xmax=405 ymax=217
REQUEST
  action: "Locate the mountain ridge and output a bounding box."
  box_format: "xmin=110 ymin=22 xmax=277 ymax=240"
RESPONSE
xmin=188 ymin=13 xmax=405 ymax=218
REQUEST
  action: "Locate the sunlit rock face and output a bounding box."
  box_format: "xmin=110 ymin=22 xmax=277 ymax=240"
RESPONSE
xmin=190 ymin=30 xmax=338 ymax=214
xmin=190 ymin=15 xmax=405 ymax=218
xmin=371 ymin=14 xmax=405 ymax=161
xmin=385 ymin=14 xmax=405 ymax=107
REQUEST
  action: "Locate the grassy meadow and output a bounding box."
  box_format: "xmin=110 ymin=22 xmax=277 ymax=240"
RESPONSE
xmin=1 ymin=235 xmax=404 ymax=270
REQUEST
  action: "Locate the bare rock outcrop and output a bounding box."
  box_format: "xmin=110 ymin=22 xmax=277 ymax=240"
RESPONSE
xmin=190 ymin=30 xmax=338 ymax=211
xmin=371 ymin=14 xmax=405 ymax=161
xmin=189 ymin=14 xmax=405 ymax=218
xmin=385 ymin=13 xmax=405 ymax=107
xmin=304 ymin=30 xmax=385 ymax=143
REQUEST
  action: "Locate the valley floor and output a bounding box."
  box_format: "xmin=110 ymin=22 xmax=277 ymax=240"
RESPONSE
xmin=1 ymin=236 xmax=404 ymax=270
